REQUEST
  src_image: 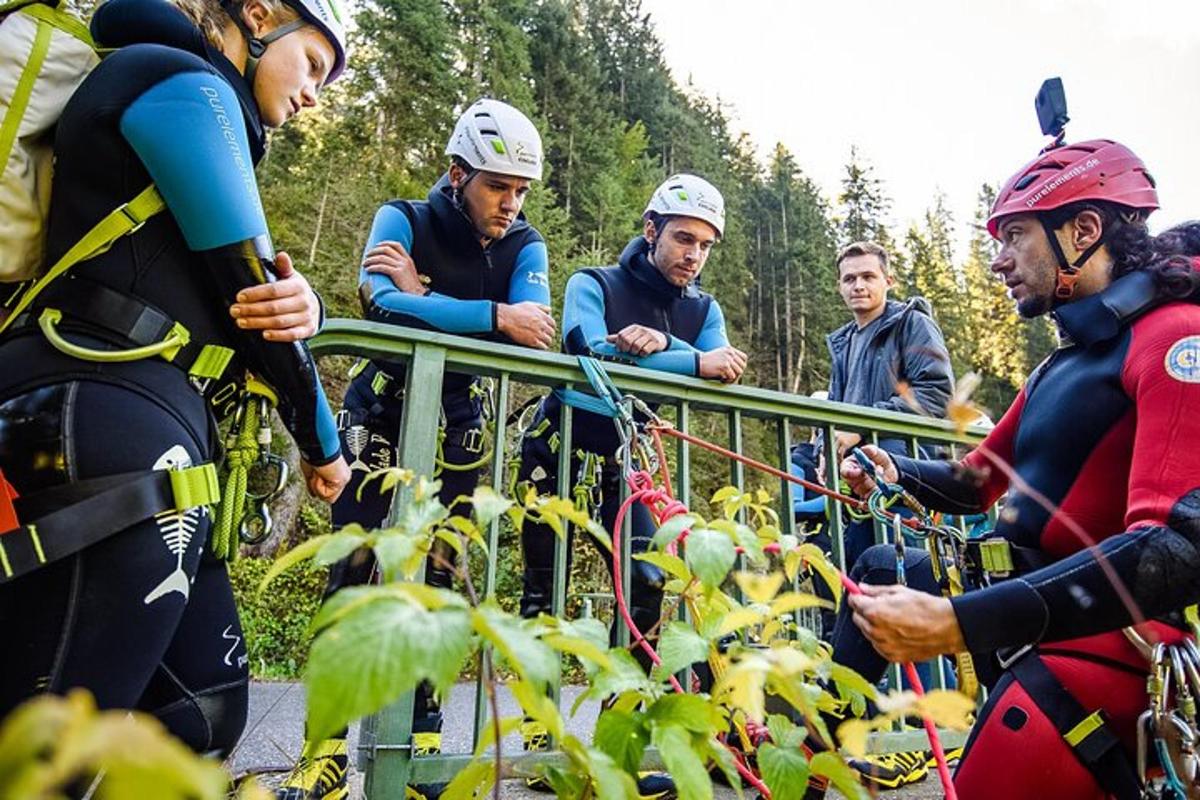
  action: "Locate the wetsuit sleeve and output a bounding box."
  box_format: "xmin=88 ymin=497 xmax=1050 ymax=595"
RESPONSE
xmin=949 ymin=308 xmax=1200 ymax=654
xmin=119 ymin=71 xmax=339 ymax=465
xmin=873 ymin=312 xmax=954 ymax=417
xmin=655 ymin=302 xmax=728 ymax=354
xmin=507 ymin=240 xmax=550 ymax=305
xmin=562 ymin=272 xmax=700 ymax=375
xmin=892 ymin=389 xmax=1024 ymax=515
xmin=357 ymin=204 xmax=497 ymax=334
xmin=692 ymin=301 xmax=731 ymax=351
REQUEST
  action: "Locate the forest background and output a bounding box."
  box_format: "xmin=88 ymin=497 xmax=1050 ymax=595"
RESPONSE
xmin=261 ymin=0 xmax=1056 ymax=412
xmin=234 ymin=0 xmax=1059 ymax=675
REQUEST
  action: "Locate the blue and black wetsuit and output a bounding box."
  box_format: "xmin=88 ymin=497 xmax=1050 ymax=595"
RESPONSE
xmin=0 ymin=0 xmax=339 ymax=755
xmin=326 ymin=174 xmax=548 ymax=727
xmin=517 ymin=235 xmax=728 ymax=670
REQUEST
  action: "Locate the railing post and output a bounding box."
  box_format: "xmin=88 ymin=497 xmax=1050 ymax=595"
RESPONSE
xmin=473 ymin=373 xmax=511 ymax=748
xmin=364 ymin=343 xmax=445 ymax=800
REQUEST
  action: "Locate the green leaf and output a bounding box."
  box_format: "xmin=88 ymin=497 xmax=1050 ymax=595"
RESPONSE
xmin=828 ymin=663 xmax=878 ymax=700
xmin=651 ymin=513 xmax=698 ymax=550
xmin=470 ymin=485 xmax=512 ymax=529
xmin=543 ymin=634 xmax=612 ymax=674
xmin=372 ymin=531 xmax=426 ymax=582
xmin=446 ymin=515 xmax=488 ymax=554
xmin=647 ymin=693 xmax=721 ymax=737
xmin=810 ymin=751 xmax=868 ymax=799
xmin=588 ymin=747 xmax=640 ymax=800
xmin=312 ymin=531 xmax=368 ymax=567
xmin=471 ymin=605 xmax=557 ymax=687
xmin=634 ymin=551 xmax=691 ymax=583
xmin=472 ymin=715 xmax=525 ymax=758
xmin=685 ymin=528 xmax=738 ymax=591
xmin=758 ymin=742 xmax=811 ymax=800
xmin=766 ymin=713 xmax=805 ymax=749
xmin=257 ymin=534 xmax=331 ymax=593
xmin=577 ymin=650 xmax=653 ymax=713
xmin=651 ymin=724 xmax=711 ymax=800
xmin=433 ymin=527 xmax=464 ymax=555
xmin=439 ymin=757 xmax=495 ymax=800
xmin=509 ymin=679 xmax=566 ymax=742
xmin=710 ymin=486 xmax=739 ymax=504
xmin=769 ymin=592 xmax=832 ymax=617
xmin=705 ymin=737 xmax=745 ymax=800
xmin=303 ymin=595 xmax=473 ymax=742
xmin=651 ymin=622 xmax=711 ymax=681
xmin=592 ymin=708 xmax=649 ymax=775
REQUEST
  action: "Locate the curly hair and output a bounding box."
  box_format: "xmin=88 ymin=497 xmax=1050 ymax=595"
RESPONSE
xmin=1044 ymin=201 xmax=1200 ymax=302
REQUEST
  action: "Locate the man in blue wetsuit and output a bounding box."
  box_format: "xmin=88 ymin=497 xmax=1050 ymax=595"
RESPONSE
xmin=277 ymin=98 xmax=553 ymax=800
xmin=515 ymin=174 xmax=746 ymax=799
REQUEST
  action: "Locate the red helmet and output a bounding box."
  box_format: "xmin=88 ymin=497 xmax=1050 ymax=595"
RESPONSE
xmin=987 ymin=139 xmax=1158 ymax=239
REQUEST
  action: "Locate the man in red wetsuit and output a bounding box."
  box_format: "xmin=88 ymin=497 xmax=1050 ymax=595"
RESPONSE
xmin=826 ymin=139 xmax=1200 ymax=798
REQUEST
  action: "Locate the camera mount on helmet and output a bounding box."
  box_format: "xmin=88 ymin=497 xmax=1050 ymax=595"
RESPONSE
xmin=1035 ymin=77 xmax=1069 ymax=151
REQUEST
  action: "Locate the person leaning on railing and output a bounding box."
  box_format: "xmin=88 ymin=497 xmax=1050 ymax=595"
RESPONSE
xmin=274 ymin=98 xmax=554 ymax=800
xmin=812 ymin=139 xmax=1200 ymax=800
xmin=514 ymin=174 xmax=747 ymax=799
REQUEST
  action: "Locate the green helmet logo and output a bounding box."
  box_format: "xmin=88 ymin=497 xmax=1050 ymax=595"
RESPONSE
xmin=676 ymin=190 xmax=689 ymax=202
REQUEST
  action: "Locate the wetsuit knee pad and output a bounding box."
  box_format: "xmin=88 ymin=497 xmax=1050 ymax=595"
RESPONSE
xmin=954 ymin=676 xmax=1108 ymax=800
xmin=152 ymin=678 xmax=249 ymax=757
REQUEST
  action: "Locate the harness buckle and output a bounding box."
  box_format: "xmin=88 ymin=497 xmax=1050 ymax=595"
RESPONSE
xmin=977 ymin=538 xmax=1015 ymax=576
xmin=460 ymin=427 xmax=484 ymax=455
xmin=996 ymin=643 xmax=1034 ymax=671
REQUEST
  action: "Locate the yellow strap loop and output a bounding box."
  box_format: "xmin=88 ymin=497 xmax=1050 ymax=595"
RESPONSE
xmin=1 ymin=185 xmax=165 ymax=335
xmin=38 ymin=308 xmax=189 ymax=363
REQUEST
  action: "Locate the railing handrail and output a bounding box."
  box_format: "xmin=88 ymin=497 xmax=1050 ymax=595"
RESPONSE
xmin=311 ymin=319 xmax=987 ymax=444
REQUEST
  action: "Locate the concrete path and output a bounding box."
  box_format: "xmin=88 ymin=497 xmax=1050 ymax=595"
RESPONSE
xmin=231 ymin=681 xmax=945 ymax=799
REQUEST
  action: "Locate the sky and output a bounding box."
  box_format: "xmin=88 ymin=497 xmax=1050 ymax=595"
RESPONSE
xmin=638 ymin=0 xmax=1200 ymax=253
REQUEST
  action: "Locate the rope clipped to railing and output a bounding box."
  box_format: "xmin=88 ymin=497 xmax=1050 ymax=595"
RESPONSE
xmin=556 ymin=356 xmax=959 ymax=799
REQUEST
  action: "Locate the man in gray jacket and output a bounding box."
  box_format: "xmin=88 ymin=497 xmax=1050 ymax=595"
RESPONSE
xmin=826 ymin=241 xmax=954 ymax=459
xmin=814 ymin=240 xmax=955 ymax=789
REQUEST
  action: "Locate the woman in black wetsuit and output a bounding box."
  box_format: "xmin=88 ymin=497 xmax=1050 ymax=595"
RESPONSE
xmin=0 ymin=0 xmax=350 ymax=756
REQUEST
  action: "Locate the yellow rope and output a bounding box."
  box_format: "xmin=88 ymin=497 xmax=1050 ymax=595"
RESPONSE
xmin=211 ymin=398 xmax=261 ymax=560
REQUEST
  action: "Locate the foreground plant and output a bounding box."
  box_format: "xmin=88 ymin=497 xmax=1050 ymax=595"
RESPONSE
xmin=264 ymin=471 xmax=974 ymax=800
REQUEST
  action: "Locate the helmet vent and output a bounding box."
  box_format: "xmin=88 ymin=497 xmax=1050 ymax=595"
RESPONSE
xmin=1013 ymin=174 xmax=1038 ymax=191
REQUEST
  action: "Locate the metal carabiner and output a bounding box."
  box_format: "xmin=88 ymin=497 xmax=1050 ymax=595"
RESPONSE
xmin=1170 ymin=645 xmax=1199 ymax=726
xmin=239 ymin=503 xmax=272 ymax=544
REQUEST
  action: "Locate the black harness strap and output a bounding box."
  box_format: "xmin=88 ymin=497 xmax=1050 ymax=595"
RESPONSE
xmin=0 ymin=468 xmax=212 ymax=583
xmin=1008 ymin=650 xmax=1142 ymax=800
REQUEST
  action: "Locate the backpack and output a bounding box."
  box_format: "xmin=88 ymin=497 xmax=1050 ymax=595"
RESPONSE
xmin=0 ymin=0 xmax=162 ymax=329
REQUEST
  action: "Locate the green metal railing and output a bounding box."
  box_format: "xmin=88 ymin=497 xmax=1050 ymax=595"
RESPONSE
xmin=309 ymin=320 xmax=988 ymax=799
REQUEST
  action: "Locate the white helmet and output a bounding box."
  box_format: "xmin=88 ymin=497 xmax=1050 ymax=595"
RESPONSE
xmin=445 ymin=99 xmax=544 ymax=181
xmin=289 ymin=0 xmax=349 ymax=84
xmin=644 ymin=174 xmax=725 ymax=238
xmin=223 ymin=0 xmax=349 ymax=85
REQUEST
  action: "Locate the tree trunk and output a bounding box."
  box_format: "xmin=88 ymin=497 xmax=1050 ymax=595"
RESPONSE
xmin=781 ymin=197 xmax=793 ymax=391
xmin=307 ymin=171 xmax=331 ymax=269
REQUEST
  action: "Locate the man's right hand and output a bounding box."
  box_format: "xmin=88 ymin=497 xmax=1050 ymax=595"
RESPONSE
xmin=840 ymin=444 xmax=898 ymax=497
xmin=698 ymin=346 xmax=748 ymax=383
xmin=302 ymin=456 xmax=351 ymax=504
xmin=497 ymin=301 xmax=556 ymax=349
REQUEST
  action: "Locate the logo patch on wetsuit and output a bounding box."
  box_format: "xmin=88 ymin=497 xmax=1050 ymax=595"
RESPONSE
xmin=1165 ymin=336 xmax=1200 ymax=383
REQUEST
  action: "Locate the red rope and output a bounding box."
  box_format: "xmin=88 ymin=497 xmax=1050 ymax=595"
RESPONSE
xmin=609 ymin=473 xmax=772 ymax=796
xmin=649 ymin=422 xmax=932 ymax=534
xmin=604 ymin=422 xmax=958 ymax=799
xmin=839 ymin=574 xmax=958 ymax=800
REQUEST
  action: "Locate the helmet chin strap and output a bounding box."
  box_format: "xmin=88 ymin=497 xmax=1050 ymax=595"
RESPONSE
xmin=220 ymin=0 xmax=305 ymax=86
xmin=1039 ymin=217 xmax=1112 ymax=301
